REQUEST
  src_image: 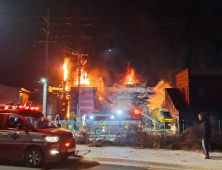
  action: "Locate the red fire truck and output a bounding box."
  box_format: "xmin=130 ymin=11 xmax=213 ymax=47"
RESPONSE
xmin=82 ymin=109 xmax=143 ymax=135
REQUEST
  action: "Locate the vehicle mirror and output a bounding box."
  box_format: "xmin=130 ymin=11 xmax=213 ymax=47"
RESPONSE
xmin=57 ymin=124 xmax=61 ymax=128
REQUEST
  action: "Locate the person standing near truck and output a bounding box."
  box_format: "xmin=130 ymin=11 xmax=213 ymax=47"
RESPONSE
xmin=198 ymin=112 xmax=211 ymax=159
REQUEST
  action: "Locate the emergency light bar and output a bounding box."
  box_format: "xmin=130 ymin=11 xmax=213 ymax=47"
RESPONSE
xmin=0 ymin=103 xmax=40 ymax=111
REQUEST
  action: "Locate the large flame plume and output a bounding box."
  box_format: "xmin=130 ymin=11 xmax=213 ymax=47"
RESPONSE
xmin=125 ymin=63 xmax=135 ymax=84
xmin=63 ymin=58 xmax=69 ymax=91
xmin=148 ymin=80 xmax=171 ymax=111
xmin=76 ymin=58 xmax=90 ymax=86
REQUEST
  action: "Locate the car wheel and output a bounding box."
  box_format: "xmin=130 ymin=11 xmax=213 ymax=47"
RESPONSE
xmin=25 ymin=147 xmax=44 ymax=167
xmin=95 ymin=128 xmax=102 ymax=135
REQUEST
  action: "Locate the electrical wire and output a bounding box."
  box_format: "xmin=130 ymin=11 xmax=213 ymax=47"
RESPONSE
xmin=52 ymin=44 xmax=72 ymax=54
xmin=54 ymin=42 xmax=77 ymax=54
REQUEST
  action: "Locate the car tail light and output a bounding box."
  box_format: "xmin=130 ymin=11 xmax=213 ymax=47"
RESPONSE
xmin=65 ymin=142 xmax=70 ymax=147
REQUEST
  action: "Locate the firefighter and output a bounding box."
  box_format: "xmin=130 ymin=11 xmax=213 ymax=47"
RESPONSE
xmin=152 ymin=118 xmax=156 ymax=130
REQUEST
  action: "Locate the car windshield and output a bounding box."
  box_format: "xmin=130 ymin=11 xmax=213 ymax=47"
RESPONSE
xmin=24 ymin=116 xmax=58 ymax=129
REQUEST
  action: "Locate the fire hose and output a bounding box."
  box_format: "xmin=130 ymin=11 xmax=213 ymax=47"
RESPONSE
xmin=72 ymin=150 xmax=91 ymax=157
xmin=141 ymin=112 xmax=153 ymax=121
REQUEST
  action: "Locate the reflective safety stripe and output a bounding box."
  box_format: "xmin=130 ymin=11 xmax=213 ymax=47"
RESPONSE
xmin=0 ymin=141 xmax=47 ymax=145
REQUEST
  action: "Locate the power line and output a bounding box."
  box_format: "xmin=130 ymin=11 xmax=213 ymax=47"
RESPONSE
xmin=34 ymin=16 xmax=141 ymax=21
xmin=52 ymin=42 xmax=77 ymax=54
xmin=77 ymin=59 xmax=150 ymax=63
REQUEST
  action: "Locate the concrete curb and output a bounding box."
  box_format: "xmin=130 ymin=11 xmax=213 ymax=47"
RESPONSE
xmin=81 ymin=155 xmax=222 ymax=170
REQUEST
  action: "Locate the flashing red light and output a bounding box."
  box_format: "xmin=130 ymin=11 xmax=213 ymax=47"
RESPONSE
xmin=65 ymin=142 xmax=70 ymax=147
xmin=18 ymin=105 xmax=23 ymax=109
xmin=2 ymin=103 xmax=40 ymax=112
xmin=134 ymin=109 xmax=140 ymax=114
xmin=30 ymin=106 xmax=40 ymax=111
xmin=133 ymin=107 xmax=141 ymax=115
xmin=35 ymin=107 xmax=39 ymax=111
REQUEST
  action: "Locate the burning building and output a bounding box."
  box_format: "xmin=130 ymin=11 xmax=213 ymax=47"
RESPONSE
xmin=28 ymin=54 xmax=176 ymax=133
xmin=49 ymin=57 xmax=100 ymax=121
xmin=44 ymin=57 xmax=158 ymax=131
xmin=93 ymin=65 xmax=154 ymax=128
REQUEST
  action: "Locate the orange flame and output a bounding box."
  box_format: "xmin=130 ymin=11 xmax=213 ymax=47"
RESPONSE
xmin=76 ymin=59 xmax=90 ymax=86
xmin=148 ymin=80 xmax=171 ymax=111
xmin=125 ymin=63 xmax=135 ymax=84
xmin=63 ymin=58 xmax=69 ymax=91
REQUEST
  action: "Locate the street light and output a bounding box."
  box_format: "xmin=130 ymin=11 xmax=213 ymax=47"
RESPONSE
xmin=41 ymin=78 xmax=46 ymax=83
xmin=41 ymin=78 xmax=47 ymax=117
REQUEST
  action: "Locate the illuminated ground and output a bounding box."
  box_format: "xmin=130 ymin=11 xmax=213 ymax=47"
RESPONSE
xmin=0 ymin=158 xmax=174 ymax=170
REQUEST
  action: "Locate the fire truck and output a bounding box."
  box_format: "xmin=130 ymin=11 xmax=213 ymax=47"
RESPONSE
xmin=0 ymin=102 xmax=76 ymax=168
xmin=81 ymin=109 xmax=143 ymax=135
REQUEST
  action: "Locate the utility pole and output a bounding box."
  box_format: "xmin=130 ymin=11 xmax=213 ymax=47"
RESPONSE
xmin=77 ymin=53 xmax=88 ymax=118
xmin=78 ymin=54 xmax=82 ymax=118
xmin=36 ymin=8 xmax=88 ymax=119
xmin=43 ymin=7 xmax=50 ymax=117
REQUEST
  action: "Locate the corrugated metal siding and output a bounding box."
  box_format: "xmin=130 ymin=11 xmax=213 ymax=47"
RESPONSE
xmin=176 ymin=69 xmax=189 ymax=87
xmin=164 ymin=92 xmax=178 ymax=123
xmin=175 ymin=69 xmax=189 ymax=104
xmin=80 ymin=87 xmax=96 ymax=113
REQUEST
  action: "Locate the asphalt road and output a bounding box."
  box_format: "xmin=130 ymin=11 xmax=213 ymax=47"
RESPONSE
xmin=0 ymin=158 xmax=175 ymax=170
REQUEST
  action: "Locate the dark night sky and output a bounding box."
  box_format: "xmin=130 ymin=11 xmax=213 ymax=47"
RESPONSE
xmin=1 ymin=0 xmax=222 ymax=90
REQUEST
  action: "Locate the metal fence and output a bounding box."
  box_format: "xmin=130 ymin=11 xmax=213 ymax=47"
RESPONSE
xmin=180 ymin=119 xmax=222 ymax=133
xmin=54 ymin=112 xmax=172 ymax=135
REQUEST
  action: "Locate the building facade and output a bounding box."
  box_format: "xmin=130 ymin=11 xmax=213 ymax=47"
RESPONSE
xmin=0 ymin=85 xmax=29 ymax=105
xmin=164 ymin=69 xmax=222 ymax=132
